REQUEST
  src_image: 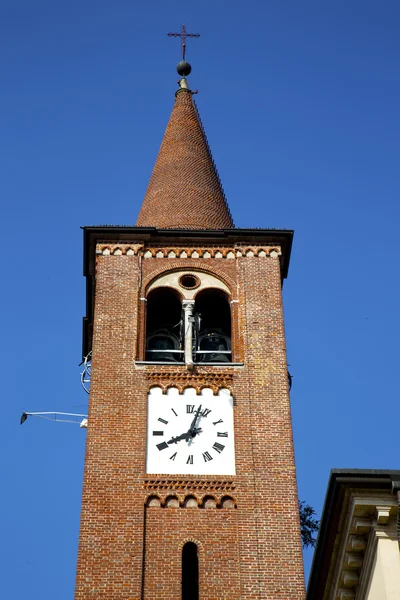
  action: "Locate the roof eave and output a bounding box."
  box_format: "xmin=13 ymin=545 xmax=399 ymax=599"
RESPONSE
xmin=307 ymin=468 xmax=400 ymax=600
xmin=82 ymin=225 xmax=294 ymax=278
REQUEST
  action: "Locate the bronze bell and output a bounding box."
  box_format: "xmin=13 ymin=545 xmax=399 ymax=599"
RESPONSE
xmin=146 ymin=331 xmax=181 ymax=362
xmin=198 ymin=330 xmax=231 ymax=363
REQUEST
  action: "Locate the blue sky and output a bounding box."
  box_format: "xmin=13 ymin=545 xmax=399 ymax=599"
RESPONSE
xmin=1 ymin=1 xmax=399 ymax=597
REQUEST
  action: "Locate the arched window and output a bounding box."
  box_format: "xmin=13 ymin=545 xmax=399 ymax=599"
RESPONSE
xmin=143 ymin=273 xmax=234 ymax=364
xmin=145 ymin=288 xmax=183 ymax=362
xmin=182 ymin=542 xmax=199 ymax=600
xmin=195 ymin=289 xmax=231 ymax=363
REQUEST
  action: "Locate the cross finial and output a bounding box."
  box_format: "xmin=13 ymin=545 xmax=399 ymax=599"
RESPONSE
xmin=167 ymin=24 xmax=200 ymax=62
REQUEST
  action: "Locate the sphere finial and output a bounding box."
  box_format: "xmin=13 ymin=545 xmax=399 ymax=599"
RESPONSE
xmin=177 ymin=60 xmax=192 ymax=77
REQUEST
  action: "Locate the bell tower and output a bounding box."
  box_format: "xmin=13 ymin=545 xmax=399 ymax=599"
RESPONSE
xmin=75 ymin=41 xmax=305 ymax=600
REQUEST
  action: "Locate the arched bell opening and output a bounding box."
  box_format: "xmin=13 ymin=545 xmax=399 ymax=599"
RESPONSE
xmin=145 ymin=288 xmax=183 ymax=362
xmin=182 ymin=541 xmax=199 ymax=600
xmin=194 ymin=288 xmax=231 ymax=363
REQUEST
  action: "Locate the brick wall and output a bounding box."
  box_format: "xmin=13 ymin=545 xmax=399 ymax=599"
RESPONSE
xmin=75 ymin=248 xmax=305 ymax=599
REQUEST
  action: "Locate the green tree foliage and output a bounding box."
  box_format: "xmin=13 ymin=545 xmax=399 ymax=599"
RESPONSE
xmin=299 ymin=501 xmax=319 ymax=548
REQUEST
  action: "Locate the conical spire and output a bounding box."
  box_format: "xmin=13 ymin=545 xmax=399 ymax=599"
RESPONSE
xmin=136 ymin=74 xmax=233 ymax=230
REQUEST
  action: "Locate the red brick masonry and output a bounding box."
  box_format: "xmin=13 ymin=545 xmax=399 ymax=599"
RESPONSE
xmin=136 ymin=89 xmax=233 ymax=230
xmin=74 ymin=248 xmax=305 ymax=599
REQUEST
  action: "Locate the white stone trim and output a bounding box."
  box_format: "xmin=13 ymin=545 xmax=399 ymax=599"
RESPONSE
xmin=376 ymin=506 xmax=391 ymax=525
xmin=96 ymin=244 xmax=282 ymax=259
xmin=327 ymin=492 xmax=398 ymax=600
xmin=357 ymin=525 xmax=399 ymax=599
xmin=146 ymin=270 xmax=230 ymax=300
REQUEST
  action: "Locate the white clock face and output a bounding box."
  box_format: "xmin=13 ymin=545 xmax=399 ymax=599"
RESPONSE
xmin=146 ymin=387 xmax=235 ymax=475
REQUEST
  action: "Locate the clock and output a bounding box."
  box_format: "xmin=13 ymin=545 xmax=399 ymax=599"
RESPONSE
xmin=146 ymin=386 xmax=235 ymax=475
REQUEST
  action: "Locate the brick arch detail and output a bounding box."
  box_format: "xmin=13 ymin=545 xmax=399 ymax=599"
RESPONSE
xmin=163 ymin=494 xmax=180 ymax=507
xmin=183 ymin=494 xmax=201 ymax=508
xmin=164 ymin=383 xmax=181 ymax=392
xmin=144 ymin=492 xmax=237 ymax=509
xmin=147 ymin=284 xmax=185 ymax=301
xmin=147 ymin=382 xmax=233 ymax=395
xmin=219 ymin=494 xmax=237 ymax=509
xmin=198 ymin=383 xmax=231 ymax=396
xmin=178 ymin=537 xmax=204 ymax=554
xmin=142 ymin=263 xmax=236 ymax=299
xmin=148 ymin=384 xmax=163 ymax=393
xmin=192 ymin=285 xmax=230 ymax=301
xmin=145 ymin=493 xmax=162 ymax=507
xmin=200 ymin=494 xmax=219 ymax=508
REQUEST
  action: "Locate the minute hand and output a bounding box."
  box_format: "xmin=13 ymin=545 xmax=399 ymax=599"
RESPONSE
xmin=188 ymin=405 xmax=202 ymax=435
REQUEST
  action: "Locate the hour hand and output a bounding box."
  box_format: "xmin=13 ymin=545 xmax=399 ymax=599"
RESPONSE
xmin=167 ymin=427 xmax=202 ymax=445
xmin=167 ymin=432 xmax=188 ymax=445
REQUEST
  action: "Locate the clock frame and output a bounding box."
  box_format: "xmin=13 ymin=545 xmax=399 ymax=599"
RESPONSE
xmin=146 ymin=386 xmax=235 ymax=476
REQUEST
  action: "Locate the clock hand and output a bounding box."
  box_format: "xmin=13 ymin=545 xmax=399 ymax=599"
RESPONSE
xmin=167 ymin=431 xmax=188 ymax=444
xmin=190 ymin=426 xmax=202 ymax=438
xmin=166 ymin=406 xmax=204 ymax=445
xmin=188 ymin=405 xmax=202 ymax=436
xmin=167 ymin=427 xmax=202 ymax=445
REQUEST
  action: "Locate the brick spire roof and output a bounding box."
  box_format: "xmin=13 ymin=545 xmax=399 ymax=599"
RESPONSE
xmin=136 ymin=84 xmax=233 ymax=229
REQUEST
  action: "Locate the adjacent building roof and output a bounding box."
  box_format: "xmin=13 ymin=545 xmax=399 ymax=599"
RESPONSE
xmin=307 ymin=469 xmax=400 ymax=599
xmin=136 ymin=84 xmax=233 ymax=230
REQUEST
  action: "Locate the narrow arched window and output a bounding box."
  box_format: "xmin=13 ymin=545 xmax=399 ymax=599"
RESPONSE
xmin=182 ymin=542 xmax=199 ymax=600
xmin=195 ymin=289 xmax=231 ymax=363
xmin=146 ymin=288 xmax=183 ymax=362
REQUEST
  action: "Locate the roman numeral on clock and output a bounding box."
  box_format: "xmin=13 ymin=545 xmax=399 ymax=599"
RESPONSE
xmin=217 ymin=432 xmax=228 ymax=437
xmin=156 ymin=442 xmax=169 ymax=451
xmin=158 ymin=417 xmax=168 ymax=425
xmin=186 ymin=455 xmax=193 ymax=465
xmin=186 ymin=405 xmax=195 ymax=413
xmin=212 ymin=442 xmax=225 ymax=453
xmin=213 ymin=419 xmax=223 ymax=426
xmin=169 ymin=452 xmax=177 ymax=461
xmin=152 ymin=431 xmax=164 ymax=436
xmin=201 ymin=408 xmax=211 ymax=417
xmin=202 ymin=451 xmax=213 ymax=462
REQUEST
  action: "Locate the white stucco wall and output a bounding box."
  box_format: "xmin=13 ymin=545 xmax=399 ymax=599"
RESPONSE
xmin=365 ymin=536 xmax=400 ymax=600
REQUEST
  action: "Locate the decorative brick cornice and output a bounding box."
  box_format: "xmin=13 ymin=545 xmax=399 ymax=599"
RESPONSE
xmin=145 ymin=372 xmax=234 ymax=394
xmin=144 ymin=478 xmax=235 ymax=491
xmin=96 ymin=243 xmax=281 ymax=259
xmin=145 ymin=481 xmax=237 ymax=508
xmin=96 ymin=243 xmax=143 ymax=256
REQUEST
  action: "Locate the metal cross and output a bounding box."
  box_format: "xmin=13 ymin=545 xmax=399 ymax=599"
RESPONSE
xmin=167 ymin=24 xmax=200 ymax=61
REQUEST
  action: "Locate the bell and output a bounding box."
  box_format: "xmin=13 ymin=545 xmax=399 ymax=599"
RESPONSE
xmin=198 ymin=331 xmax=231 ymax=363
xmin=146 ymin=332 xmax=180 ymax=362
